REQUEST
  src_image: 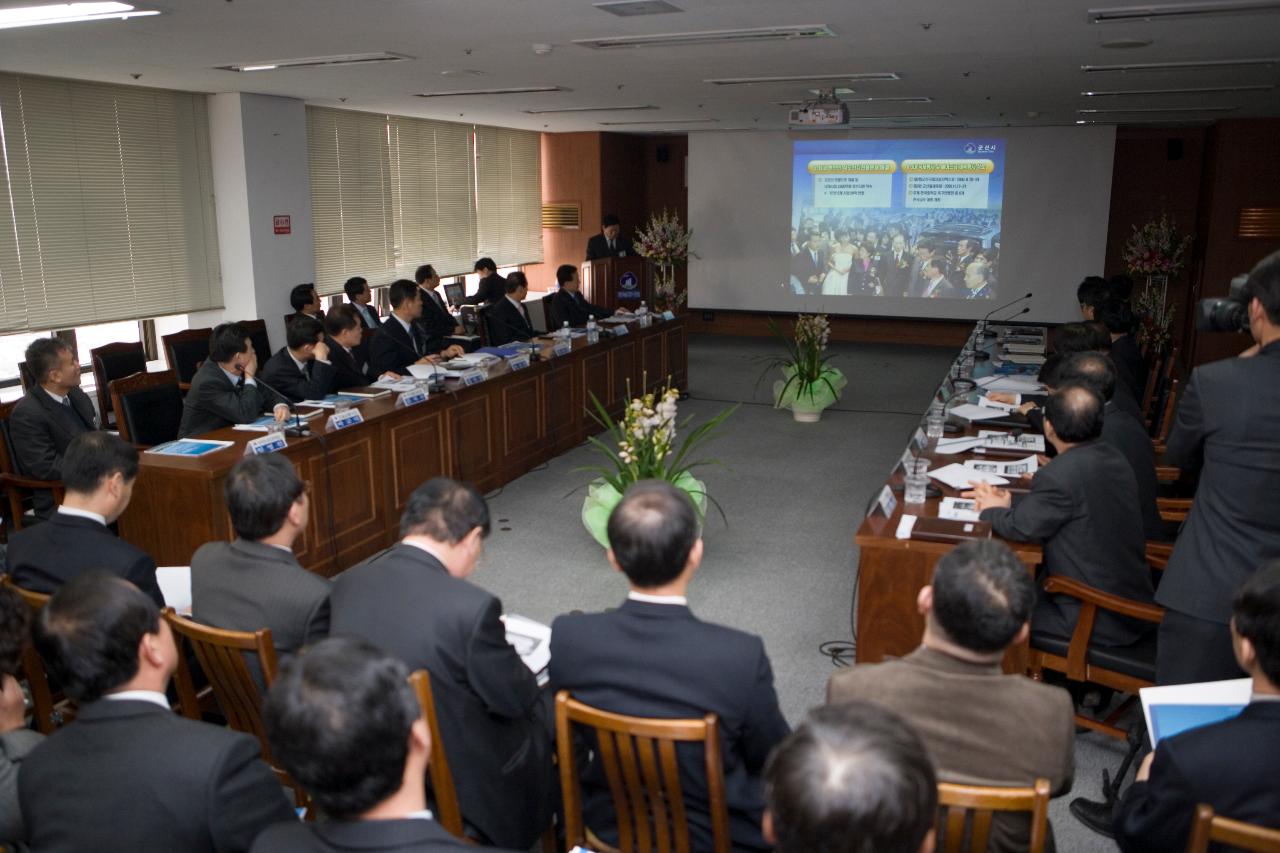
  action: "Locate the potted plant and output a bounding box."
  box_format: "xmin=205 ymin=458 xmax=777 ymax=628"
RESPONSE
xmin=578 ymin=379 xmax=735 ymax=548
xmin=634 ymin=209 xmax=696 ymax=313
xmin=764 ymin=314 xmax=846 ymax=422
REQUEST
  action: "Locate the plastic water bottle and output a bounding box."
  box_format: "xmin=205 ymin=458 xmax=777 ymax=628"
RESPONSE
xmin=586 ymin=316 xmax=599 ymax=345
xmin=560 ymin=321 xmax=570 ymax=340
xmin=637 ymin=301 xmax=650 ymax=328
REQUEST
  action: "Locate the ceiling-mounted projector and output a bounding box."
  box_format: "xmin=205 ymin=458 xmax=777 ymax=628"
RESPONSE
xmin=788 ymin=89 xmax=848 ymax=125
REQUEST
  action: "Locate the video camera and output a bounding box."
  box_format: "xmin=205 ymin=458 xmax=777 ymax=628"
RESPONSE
xmin=1195 ymin=274 xmax=1251 ymax=334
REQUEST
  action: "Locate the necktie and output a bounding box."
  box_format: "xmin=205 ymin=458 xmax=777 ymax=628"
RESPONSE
xmin=608 ymin=238 xmax=615 ymax=253
xmin=412 ymin=325 xmax=426 ymax=355
xmin=522 ymin=305 xmax=532 ymax=331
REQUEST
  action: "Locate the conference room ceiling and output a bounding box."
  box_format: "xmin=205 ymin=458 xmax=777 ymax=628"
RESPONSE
xmin=0 ymin=0 xmax=1277 ymax=132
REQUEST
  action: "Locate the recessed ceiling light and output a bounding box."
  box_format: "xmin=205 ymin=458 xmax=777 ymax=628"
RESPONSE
xmin=523 ymin=104 xmax=656 ymax=114
xmin=218 ymin=52 xmax=412 ymax=72
xmin=706 ymin=72 xmax=900 ymax=85
xmin=1082 ymin=57 xmax=1280 ymax=72
xmin=593 ymin=0 xmax=683 ymax=16
xmin=415 ymin=86 xmax=568 ymax=98
xmin=1088 ymin=1 xmax=1280 ymax=23
xmin=575 ymin=25 xmax=835 ymax=49
xmin=1100 ymin=38 xmax=1155 ymax=48
xmin=1082 ymin=83 xmax=1275 ymax=95
xmin=0 ymin=2 xmax=158 ymax=29
xmin=1077 ymin=105 xmax=1239 ymax=113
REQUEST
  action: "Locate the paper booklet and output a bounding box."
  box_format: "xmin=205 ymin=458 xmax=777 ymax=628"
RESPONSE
xmin=947 ymin=403 xmax=1011 ymax=422
xmin=928 ymin=462 xmax=1009 ymax=490
xmin=501 ymin=614 xmax=551 ymax=686
xmin=963 ymin=455 xmax=1039 ymax=478
xmin=977 ymin=430 xmax=1047 ymax=452
xmin=155 ymin=566 xmax=192 ymax=615
xmin=1140 ymin=678 xmax=1251 ymax=747
xmin=938 ymin=496 xmax=983 ymax=522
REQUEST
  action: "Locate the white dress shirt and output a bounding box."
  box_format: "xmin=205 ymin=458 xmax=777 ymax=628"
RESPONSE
xmin=627 ymin=590 xmax=688 ymax=606
xmin=57 ymin=505 xmax=107 ymax=526
xmin=104 ymin=690 xmax=170 ymax=709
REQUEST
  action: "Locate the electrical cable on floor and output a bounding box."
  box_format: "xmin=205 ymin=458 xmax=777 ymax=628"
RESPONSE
xmin=820 ymin=564 xmax=861 ymax=668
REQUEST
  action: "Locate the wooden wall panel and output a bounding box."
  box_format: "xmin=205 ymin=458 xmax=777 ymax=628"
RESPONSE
xmin=601 ymin=133 xmax=647 ymax=237
xmin=641 ymin=331 xmax=664 ymax=393
xmin=526 ymin=132 xmax=601 ymax=291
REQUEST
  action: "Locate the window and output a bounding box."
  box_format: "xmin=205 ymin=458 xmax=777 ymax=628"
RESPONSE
xmin=0 ymin=74 xmax=222 ymax=334
xmin=74 ymin=320 xmax=141 ymax=366
xmin=0 ymin=330 xmax=50 ymax=382
xmin=475 ymin=126 xmax=542 ymax=267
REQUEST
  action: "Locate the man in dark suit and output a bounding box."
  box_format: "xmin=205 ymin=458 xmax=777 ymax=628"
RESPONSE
xmin=790 ymin=232 xmax=827 ymax=295
xmin=920 ymin=258 xmax=958 ymax=299
xmin=485 ymin=274 xmax=538 ymax=346
xmin=1050 ymin=322 xmax=1145 ymax=421
xmin=585 ymin=213 xmax=634 ymax=261
xmin=9 ymin=338 xmax=98 ymax=518
xmin=1157 ymin=250 xmax=1280 ymax=684
xmin=550 ymin=481 xmax=791 ymax=852
xmin=415 ymin=264 xmax=462 ymax=349
xmin=1096 ymin=299 xmax=1148 ymax=402
xmin=329 ymin=478 xmax=554 ymax=850
xmin=1077 ymin=276 xmax=1110 ymax=321
xmin=461 ymin=257 xmax=507 ymax=306
xmin=290 ymin=282 xmax=324 ymax=321
xmin=178 ymin=322 xmax=290 ymax=437
xmin=370 ymin=280 xmax=464 ymax=377
xmin=0 ymin=586 xmax=41 ymax=846
xmin=324 ymin=305 xmax=389 ymax=390
xmin=260 ymin=315 xmax=338 ymax=403
xmin=1113 ymin=560 xmax=1280 ymax=851
xmin=550 ymin=263 xmax=617 ymax=328
xmin=967 ymin=385 xmax=1156 ymax=646
xmin=344 ymin=276 xmax=381 ymax=329
xmin=908 ymin=242 xmax=938 ymax=297
xmin=880 ymin=234 xmax=913 ymax=298
xmin=191 ymin=454 xmax=330 ymax=679
xmin=254 ymin=638 xmax=523 ymax=853
xmin=19 ymin=572 xmax=294 ymax=851
xmin=6 ymin=432 xmax=163 ymax=607
xmin=828 ymin=541 xmax=1075 ymax=853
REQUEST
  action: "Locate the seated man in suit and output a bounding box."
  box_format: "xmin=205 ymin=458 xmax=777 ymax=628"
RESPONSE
xmin=1077 ymin=276 xmax=1110 ymax=321
xmin=329 ymin=478 xmax=554 ymax=850
xmin=325 ymin=305 xmax=399 ymax=391
xmin=369 ymin=280 xmax=464 ymax=378
xmin=344 ymin=276 xmax=381 ymax=329
xmin=1046 ymin=321 xmax=1144 ymax=421
xmin=827 ymin=540 xmax=1075 ymax=852
xmin=0 ymin=585 xmax=41 ymax=847
xmin=20 ymin=573 xmax=294 ymax=851
xmin=260 ymin=315 xmax=338 ymax=403
xmin=179 ymin=322 xmax=290 ymax=437
xmin=585 ymin=213 xmax=634 ymax=261
xmin=485 ymin=273 xmax=539 ymax=346
xmin=6 ymin=431 xmax=164 ymax=607
xmin=290 ymin=282 xmax=324 ymax=320
xmin=191 ymin=454 xmax=330 ymax=677
xmin=550 ymin=480 xmax=791 ymax=852
xmin=1094 ymin=298 xmax=1147 ymax=403
xmin=10 ymin=337 xmax=99 ymax=519
xmin=1114 ymin=559 xmax=1280 ymax=851
xmin=415 ymin=264 xmax=463 ymax=345
xmin=764 ymin=703 xmax=937 ymax=853
xmin=966 ymin=385 xmax=1156 ymax=646
xmin=461 ymin=257 xmax=507 ymax=306
xmin=254 ymin=638 xmax=523 ymax=853
xmin=551 ymin=263 xmax=619 ymax=328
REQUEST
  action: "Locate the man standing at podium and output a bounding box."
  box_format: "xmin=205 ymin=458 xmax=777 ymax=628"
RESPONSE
xmin=586 ymin=213 xmax=633 ymax=260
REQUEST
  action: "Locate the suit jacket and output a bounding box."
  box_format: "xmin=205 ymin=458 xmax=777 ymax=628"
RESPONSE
xmin=18 ymin=698 xmax=294 ymax=853
xmin=1113 ymin=701 xmax=1280 ymax=852
xmin=251 ymin=815 xmax=522 ymax=853
xmin=260 ymin=347 xmax=338 ymax=403
xmin=550 ymin=288 xmax=613 ymax=328
xmin=349 ymin=299 xmax=381 ymax=330
xmin=982 ymin=440 xmax=1155 ymax=646
xmin=191 ymin=538 xmax=331 ymax=667
xmin=790 ymin=248 xmax=826 ymax=295
xmin=5 ymin=511 xmax=164 ymax=608
xmin=369 ymin=316 xmax=427 ymax=377
xmin=329 ymin=544 xmax=554 ymax=849
xmin=417 ymin=286 xmax=457 ymax=351
xmin=922 ymin=276 xmax=959 ymax=299
xmin=9 ymin=385 xmax=98 ymax=517
xmin=828 ymin=646 xmax=1075 ymax=853
xmin=1110 ymin=370 xmax=1144 ymax=422
xmin=178 ymin=359 xmax=285 ymax=438
xmin=1158 ymin=341 xmax=1280 ymax=624
xmin=1110 ymin=334 xmax=1148 ymax=403
xmin=549 ymin=599 xmax=791 ymax=852
xmin=486 ymin=296 xmax=535 ymax=346
xmin=1102 ymin=400 xmax=1165 ymax=542
xmin=324 ymin=336 xmax=374 ymax=391
xmin=0 ymin=727 xmax=43 ymax=845
xmin=880 ymin=249 xmax=913 ymax=297
xmin=461 ymin=273 xmax=507 ymax=306
xmin=585 ymin=232 xmax=634 ymax=260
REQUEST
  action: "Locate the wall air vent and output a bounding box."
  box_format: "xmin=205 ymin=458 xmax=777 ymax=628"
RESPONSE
xmin=542 ymin=203 xmax=582 ymax=230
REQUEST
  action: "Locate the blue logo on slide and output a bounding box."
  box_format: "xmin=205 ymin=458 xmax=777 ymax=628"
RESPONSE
xmin=963 ymin=142 xmax=977 ymax=154
xmin=620 ymin=271 xmax=638 ymax=291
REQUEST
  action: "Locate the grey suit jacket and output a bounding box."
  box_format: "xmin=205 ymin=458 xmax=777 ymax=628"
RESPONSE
xmin=0 ymin=727 xmax=43 ymax=846
xmin=1101 ymin=400 xmax=1164 ymax=542
xmin=1158 ymin=341 xmax=1280 ymax=623
xmin=191 ymin=539 xmax=331 ymax=666
xmin=8 ymin=385 xmax=98 ymax=517
xmin=178 ymin=359 xmax=285 ymax=438
xmin=828 ymin=646 xmax=1075 ymax=853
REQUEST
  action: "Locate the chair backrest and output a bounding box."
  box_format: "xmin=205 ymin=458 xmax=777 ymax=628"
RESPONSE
xmin=408 ymin=670 xmax=466 ymax=839
xmin=162 ymin=327 xmax=212 ymax=384
xmin=242 ymin=319 xmax=272 ymax=365
xmin=1186 ymin=804 xmax=1280 ymax=853
xmin=1152 ymin=377 xmax=1182 ymax=448
xmin=0 ymin=401 xmax=65 ymax=533
xmin=89 ymin=341 xmax=147 ymax=422
xmin=473 ymin=304 xmax=493 ymax=346
xmin=17 ymin=360 xmax=34 ymax=391
xmin=936 ymin=779 xmax=1052 ymax=853
xmin=110 ymin=369 xmax=184 ymax=447
xmin=0 ymin=400 xmax=20 ymax=477
xmin=542 ymin=292 xmax=562 ymax=331
xmin=555 ymin=690 xmax=731 ymax=853
xmin=526 ymin=294 xmax=549 ymax=334
xmin=0 ymin=575 xmax=65 ymax=734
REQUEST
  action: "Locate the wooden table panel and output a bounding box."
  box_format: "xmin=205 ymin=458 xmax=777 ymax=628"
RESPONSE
xmin=664 ymin=324 xmax=688 ymax=387
xmin=387 ymin=408 xmax=450 ymax=518
xmin=641 ymin=332 xmax=664 ymax=394
xmin=500 ymin=373 xmax=546 ymax=464
xmin=304 ymin=430 xmax=386 ymax=576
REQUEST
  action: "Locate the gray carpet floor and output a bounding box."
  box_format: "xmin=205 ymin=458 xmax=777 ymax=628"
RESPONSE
xmin=471 ymin=333 xmax=1127 ymax=853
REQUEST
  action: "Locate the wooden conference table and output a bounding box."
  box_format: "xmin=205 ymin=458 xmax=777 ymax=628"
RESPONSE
xmin=854 ymin=323 xmax=1045 ymax=671
xmin=118 ymin=317 xmax=689 ymax=576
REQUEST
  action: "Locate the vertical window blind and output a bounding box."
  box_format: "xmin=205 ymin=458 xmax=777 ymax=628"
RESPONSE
xmin=0 ymin=74 xmax=221 ymax=334
xmin=306 ymin=106 xmax=541 ymax=294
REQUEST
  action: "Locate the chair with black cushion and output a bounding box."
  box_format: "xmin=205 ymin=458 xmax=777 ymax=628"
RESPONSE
xmin=110 ymin=370 xmax=183 ymax=448
xmin=543 ymin=292 xmax=562 ymax=330
xmin=936 ymin=778 xmax=1052 ymax=853
xmin=242 ymin=319 xmax=272 ymax=366
xmin=1027 ymin=575 xmax=1164 ymax=739
xmin=162 ymin=327 xmax=212 ymax=388
xmin=1 ymin=576 xmax=74 ymax=734
xmin=90 ymin=341 xmax=147 ymax=428
xmin=471 ymin=305 xmax=491 ymax=347
xmin=0 ymin=401 xmax=64 ymax=535
xmin=1185 ymin=803 xmax=1280 ymax=853
xmin=17 ymin=360 xmax=34 ymax=391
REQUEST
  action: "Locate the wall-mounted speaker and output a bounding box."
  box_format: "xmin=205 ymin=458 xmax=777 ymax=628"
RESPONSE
xmin=656 ymin=144 xmax=670 ymax=163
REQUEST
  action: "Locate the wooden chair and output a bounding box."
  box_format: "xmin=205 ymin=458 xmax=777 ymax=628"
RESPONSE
xmin=163 ymin=610 xmax=309 ymax=812
xmin=408 ymin=670 xmax=466 ymax=839
xmin=89 ymin=341 xmax=147 ymax=427
xmin=0 ymin=576 xmax=74 ymax=734
xmin=1151 ymin=377 xmax=1182 ymax=455
xmin=936 ymin=778 xmax=1052 ymax=853
xmin=1158 ymin=496 xmax=1193 ymax=524
xmin=1140 ymin=347 xmax=1169 ymax=428
xmin=16 ymin=360 xmax=34 ymax=392
xmin=1027 ymin=575 xmax=1165 ymax=739
xmin=0 ymin=400 xmax=64 ymax=535
xmin=162 ymin=327 xmax=212 ymax=388
xmin=542 ymin=292 xmax=560 ymax=330
xmin=1186 ymin=804 xmax=1280 ymax=853
xmin=555 ymin=690 xmax=731 ymax=853
xmin=109 ymin=370 xmax=184 ymax=447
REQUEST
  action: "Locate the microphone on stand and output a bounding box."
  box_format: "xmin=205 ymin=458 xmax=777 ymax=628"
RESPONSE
xmin=978 ymin=292 xmax=1033 ymax=334
xmin=973 ymin=296 xmax=1033 ymax=360
xmin=997 ymin=305 xmax=1032 ymax=323
xmin=241 ymin=367 xmax=309 ymax=437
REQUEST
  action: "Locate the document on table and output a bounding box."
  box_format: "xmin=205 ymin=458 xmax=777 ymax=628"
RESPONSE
xmin=371 ymin=377 xmax=418 ymax=392
xmin=1000 ymin=353 xmax=1047 ymax=366
xmin=298 ymin=392 xmax=389 ymax=408
xmin=977 ymin=375 xmax=1044 ymax=394
xmin=145 ymin=439 xmax=235 ymax=456
xmin=928 ymin=462 xmax=1009 ymax=489
xmin=934 ymin=436 xmax=986 ymax=455
xmin=1002 ymin=342 xmax=1046 ymax=355
xmin=1140 ymin=678 xmax=1251 ymax=747
xmin=977 ymin=430 xmax=1047 ymax=452
xmin=947 ymin=403 xmax=1010 ymax=422
xmin=963 ymin=455 xmax=1039 ymax=478
xmin=938 ymin=497 xmax=982 ymax=522
xmin=233 ymin=410 xmax=324 ymax=432
xmin=156 ymin=566 xmax=192 ymax=615
xmin=501 ymin=613 xmax=551 ymax=686
xmin=406 ymin=364 xmax=453 ymax=380
xmin=600 ymin=316 xmax=633 ymax=325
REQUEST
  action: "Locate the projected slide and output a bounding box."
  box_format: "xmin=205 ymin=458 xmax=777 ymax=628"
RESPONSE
xmin=790 ymin=138 xmax=1005 ymax=300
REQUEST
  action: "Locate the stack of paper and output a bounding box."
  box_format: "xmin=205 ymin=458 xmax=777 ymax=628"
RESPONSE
xmin=947 ymin=403 xmax=1011 ymax=422
xmin=371 ymin=377 xmax=418 ymax=392
xmin=233 ymin=411 xmax=323 ymax=432
xmin=977 ymin=430 xmax=1047 ymax=453
xmin=938 ymin=497 xmax=982 ymax=522
xmin=978 ymin=374 xmax=1044 ymax=394
xmin=1003 ymin=342 xmax=1046 ymax=355
xmin=1001 ymin=352 xmax=1047 ymax=366
xmin=963 ymin=455 xmax=1039 ymax=478
xmin=934 ymin=436 xmax=986 ymax=455
xmin=928 ymin=463 xmax=1008 ymax=489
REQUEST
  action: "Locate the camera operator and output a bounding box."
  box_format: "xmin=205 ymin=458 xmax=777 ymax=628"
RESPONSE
xmin=1157 ymin=249 xmax=1280 ymax=685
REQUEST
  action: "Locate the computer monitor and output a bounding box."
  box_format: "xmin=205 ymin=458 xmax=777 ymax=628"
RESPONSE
xmin=443 ymin=282 xmax=464 ymax=308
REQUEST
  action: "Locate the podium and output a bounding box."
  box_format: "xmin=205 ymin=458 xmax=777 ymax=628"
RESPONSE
xmin=582 ymin=256 xmax=650 ymax=312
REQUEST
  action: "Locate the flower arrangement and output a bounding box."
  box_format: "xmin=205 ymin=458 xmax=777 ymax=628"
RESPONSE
xmin=761 ymin=314 xmax=847 ymax=421
xmin=1123 ymin=213 xmax=1192 ymax=277
xmin=634 ymin=209 xmax=696 ymax=312
xmin=1134 ymin=280 xmax=1176 ymax=354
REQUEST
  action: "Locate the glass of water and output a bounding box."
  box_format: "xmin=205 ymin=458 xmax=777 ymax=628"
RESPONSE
xmin=904 ymin=459 xmax=930 ymax=505
xmin=333 ymin=398 xmax=352 ymax=415
xmin=925 ymin=402 xmax=946 ymax=440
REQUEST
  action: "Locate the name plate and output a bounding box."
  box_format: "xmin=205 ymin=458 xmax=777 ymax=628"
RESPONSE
xmin=913 ymin=428 xmax=928 ymax=450
xmin=507 ymin=354 xmax=531 ymax=371
xmin=395 ymin=388 xmax=428 ymax=408
xmin=867 ymin=484 xmax=898 ymax=519
xmin=326 ymin=408 xmax=364 ymax=431
xmin=552 ymin=340 xmax=573 ymax=358
xmin=462 ymin=368 xmax=487 ymax=386
xmin=245 ymin=433 xmax=287 ymax=456
xmin=612 ymin=323 xmax=629 ymax=336
xmin=661 ymin=310 xmax=675 ymax=321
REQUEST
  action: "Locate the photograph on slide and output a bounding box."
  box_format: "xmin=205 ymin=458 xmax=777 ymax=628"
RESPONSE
xmin=790 ymin=138 xmax=1005 ymax=301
